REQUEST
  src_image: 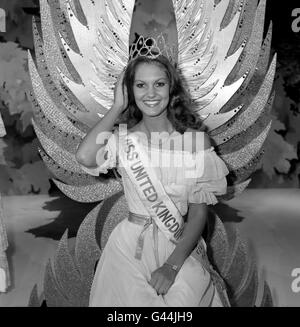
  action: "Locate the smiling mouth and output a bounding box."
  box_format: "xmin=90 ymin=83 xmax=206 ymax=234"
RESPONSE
xmin=143 ymin=100 xmax=161 ymax=108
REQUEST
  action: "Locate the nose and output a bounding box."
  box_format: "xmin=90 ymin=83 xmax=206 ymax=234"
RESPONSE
xmin=146 ymin=85 xmax=156 ymax=98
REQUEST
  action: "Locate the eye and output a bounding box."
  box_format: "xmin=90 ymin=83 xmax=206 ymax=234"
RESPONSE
xmin=135 ymin=83 xmax=145 ymax=88
xmin=156 ymin=82 xmax=166 ymax=87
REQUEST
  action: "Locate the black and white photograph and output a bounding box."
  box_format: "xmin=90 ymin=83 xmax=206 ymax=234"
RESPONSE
xmin=0 ymin=0 xmax=299 ymax=311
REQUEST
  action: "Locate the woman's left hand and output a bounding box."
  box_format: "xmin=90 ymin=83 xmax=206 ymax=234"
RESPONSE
xmin=149 ymin=264 xmax=178 ymax=295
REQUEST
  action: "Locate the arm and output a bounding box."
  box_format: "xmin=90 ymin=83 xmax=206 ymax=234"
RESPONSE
xmin=149 ymin=131 xmax=211 ymax=295
xmin=75 ymin=72 xmax=127 ymax=168
xmin=149 ymin=203 xmax=208 ymax=295
xmin=166 ymin=203 xmax=207 ymax=268
xmin=166 ymin=132 xmax=211 ymax=266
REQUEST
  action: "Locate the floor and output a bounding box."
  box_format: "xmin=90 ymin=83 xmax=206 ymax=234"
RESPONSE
xmin=0 ymin=189 xmax=300 ymax=307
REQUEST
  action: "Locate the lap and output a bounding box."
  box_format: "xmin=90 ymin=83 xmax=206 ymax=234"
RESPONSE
xmin=89 ymin=220 xmax=218 ymax=307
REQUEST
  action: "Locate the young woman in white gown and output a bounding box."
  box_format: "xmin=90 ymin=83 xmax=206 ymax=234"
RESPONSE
xmin=76 ymin=54 xmax=229 ymax=307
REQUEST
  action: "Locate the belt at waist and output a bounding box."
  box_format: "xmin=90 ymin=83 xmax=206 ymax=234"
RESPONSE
xmin=128 ymin=212 xmax=152 ymax=226
xmin=128 ymin=212 xmax=160 ymax=267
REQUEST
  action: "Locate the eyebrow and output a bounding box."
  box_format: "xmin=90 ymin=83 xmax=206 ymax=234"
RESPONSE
xmin=134 ymin=77 xmax=168 ymax=82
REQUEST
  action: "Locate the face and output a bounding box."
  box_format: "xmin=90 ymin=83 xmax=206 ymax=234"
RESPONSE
xmin=133 ymin=63 xmax=170 ymax=118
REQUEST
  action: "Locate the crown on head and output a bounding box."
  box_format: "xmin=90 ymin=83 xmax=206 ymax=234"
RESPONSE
xmin=129 ymin=34 xmax=177 ymax=64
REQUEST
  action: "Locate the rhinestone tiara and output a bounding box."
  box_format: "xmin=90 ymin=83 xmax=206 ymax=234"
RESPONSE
xmin=129 ymin=34 xmax=177 ymax=64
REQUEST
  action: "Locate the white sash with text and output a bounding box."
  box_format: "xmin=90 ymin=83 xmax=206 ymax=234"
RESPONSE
xmin=118 ymin=133 xmax=184 ymax=242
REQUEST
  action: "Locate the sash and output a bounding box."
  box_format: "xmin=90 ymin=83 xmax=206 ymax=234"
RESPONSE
xmin=118 ymin=133 xmax=184 ymax=243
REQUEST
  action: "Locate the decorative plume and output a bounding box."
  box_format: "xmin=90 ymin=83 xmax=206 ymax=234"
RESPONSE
xmin=206 ymin=210 xmax=273 ymax=306
xmin=172 ymin=0 xmax=276 ymax=197
xmin=29 ymin=0 xmax=133 ymax=202
xmin=29 ymin=201 xmax=103 ymax=307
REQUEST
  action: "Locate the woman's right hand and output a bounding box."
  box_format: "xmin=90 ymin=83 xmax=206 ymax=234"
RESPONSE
xmin=112 ymin=71 xmax=128 ymax=113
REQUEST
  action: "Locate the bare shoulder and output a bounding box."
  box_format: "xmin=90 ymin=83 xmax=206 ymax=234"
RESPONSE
xmin=185 ymin=128 xmax=211 ymax=153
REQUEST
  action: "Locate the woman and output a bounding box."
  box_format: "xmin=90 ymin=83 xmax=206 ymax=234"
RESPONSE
xmin=75 ymin=54 xmax=229 ymax=307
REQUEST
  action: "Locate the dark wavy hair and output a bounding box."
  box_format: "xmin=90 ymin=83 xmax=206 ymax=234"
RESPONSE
xmin=117 ymin=55 xmax=204 ymax=134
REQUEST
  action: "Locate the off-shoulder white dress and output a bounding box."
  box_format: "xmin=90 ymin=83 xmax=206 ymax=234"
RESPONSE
xmin=80 ymin=131 xmax=229 ymax=307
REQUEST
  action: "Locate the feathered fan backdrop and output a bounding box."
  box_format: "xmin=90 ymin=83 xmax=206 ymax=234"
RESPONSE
xmin=27 ymin=0 xmax=276 ymax=306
